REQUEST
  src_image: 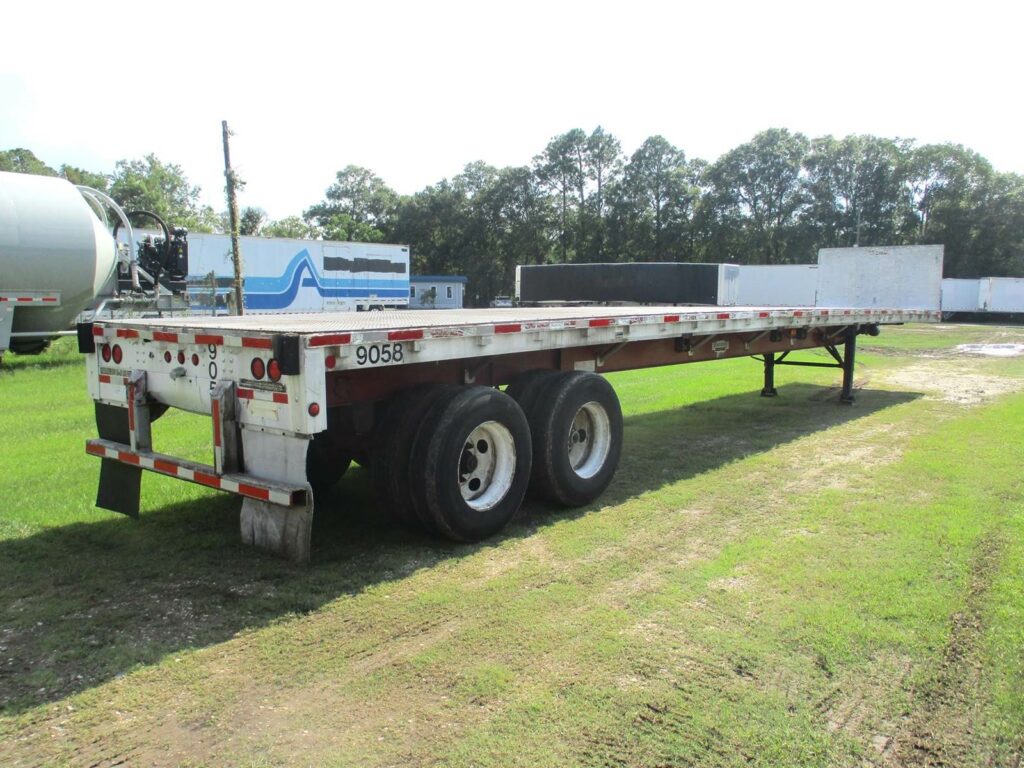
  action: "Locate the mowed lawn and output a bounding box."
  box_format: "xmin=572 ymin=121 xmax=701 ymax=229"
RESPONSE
xmin=1 ymin=324 xmax=1023 ymax=767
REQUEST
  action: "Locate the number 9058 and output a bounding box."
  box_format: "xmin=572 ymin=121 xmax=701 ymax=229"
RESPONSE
xmin=355 ymin=343 xmax=404 ymax=366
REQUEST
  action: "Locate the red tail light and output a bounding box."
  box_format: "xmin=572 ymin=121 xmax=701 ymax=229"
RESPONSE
xmin=267 ymin=358 xmax=282 ymax=382
xmin=101 ymin=344 xmax=111 ymax=362
xmin=191 ymin=353 xmax=200 ymax=366
xmin=111 ymin=345 xmax=123 ymax=364
xmin=177 ymin=351 xmax=186 ymax=364
xmin=164 ymin=351 xmax=172 ymax=363
xmin=250 ymin=358 xmax=266 ymax=379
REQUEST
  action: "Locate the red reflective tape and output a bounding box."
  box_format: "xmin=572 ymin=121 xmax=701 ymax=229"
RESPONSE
xmin=494 ymin=323 xmax=521 ymax=334
xmin=238 ymin=483 xmax=270 ymax=501
xmin=116 ymin=328 xmax=139 ymax=338
xmin=242 ymin=336 xmax=274 ymax=349
xmin=98 ymin=374 xmax=111 ymax=384
xmin=794 ymin=311 xmax=804 ymax=317
xmin=759 ymin=312 xmax=770 ymax=318
xmin=92 ymin=326 xmax=105 ymax=337
xmin=236 ymin=388 xmax=254 ymax=399
xmin=194 ymin=471 xmax=221 ymax=489
xmin=309 ymin=333 xmax=351 ymax=347
xmin=42 ymin=296 xmax=58 ymax=302
xmin=152 ymin=331 xmax=178 ymax=343
xmin=388 ymin=329 xmax=423 ymax=341
xmin=663 ymin=315 xmax=680 ymax=323
xmin=86 ymin=443 xmax=105 ymax=457
xmin=212 ymin=398 xmax=222 ymax=447
xmin=717 ymin=313 xmax=731 ymax=320
xmin=195 ymin=334 xmax=224 ymax=346
xmin=843 ymin=310 xmax=852 ymax=315
xmin=16 ymin=297 xmax=33 ymax=303
xmin=819 ymin=310 xmax=829 ymax=315
xmin=154 ymin=459 xmax=178 ymax=475
xmin=118 ymin=451 xmax=139 ymax=465
xmin=272 ymin=392 xmax=289 ymax=404
xmin=588 ymin=318 xmax=611 ymax=327
xmin=194 ymin=471 xmax=220 ymax=488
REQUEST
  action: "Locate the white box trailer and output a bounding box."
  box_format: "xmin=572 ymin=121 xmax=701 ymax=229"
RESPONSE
xmin=735 ymin=264 xmax=818 ymax=306
xmin=78 ymin=302 xmax=939 ymax=562
xmin=980 ymin=277 xmax=1024 ymax=313
xmin=941 ymin=278 xmax=981 ymax=312
xmin=816 ymin=245 xmax=944 ymax=311
xmin=158 ymin=232 xmax=410 ymax=314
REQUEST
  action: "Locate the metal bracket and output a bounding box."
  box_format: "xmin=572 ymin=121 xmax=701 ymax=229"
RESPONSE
xmin=744 ymin=330 xmax=772 ymax=351
xmin=596 ymin=341 xmax=628 ymax=368
xmin=126 ymin=370 xmax=152 ymax=453
xmin=211 ymin=381 xmax=243 ymax=473
xmin=675 ymin=334 xmax=717 ymax=357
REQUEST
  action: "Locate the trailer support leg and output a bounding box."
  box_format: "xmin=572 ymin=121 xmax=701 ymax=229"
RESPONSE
xmin=840 ymin=331 xmax=857 ymax=405
xmin=238 ymin=430 xmax=315 ymax=563
xmin=761 ymin=352 xmax=778 ymax=397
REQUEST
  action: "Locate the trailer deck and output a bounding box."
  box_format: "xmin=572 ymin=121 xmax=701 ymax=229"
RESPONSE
xmin=78 ymin=304 xmax=940 ymax=562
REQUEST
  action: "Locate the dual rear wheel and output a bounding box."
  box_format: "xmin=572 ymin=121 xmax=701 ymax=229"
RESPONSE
xmin=365 ymin=371 xmax=622 ymax=543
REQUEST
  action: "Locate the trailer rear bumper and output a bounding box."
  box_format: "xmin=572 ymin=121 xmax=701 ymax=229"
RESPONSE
xmin=86 ymin=438 xmax=316 ymax=563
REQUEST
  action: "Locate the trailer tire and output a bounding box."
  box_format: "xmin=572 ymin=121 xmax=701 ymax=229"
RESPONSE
xmin=505 ymin=370 xmax=559 ymax=418
xmin=409 ymin=386 xmax=532 ymax=543
xmin=529 ymin=372 xmax=622 ymax=507
xmin=306 ymin=432 xmax=351 ymax=498
xmin=370 ymin=384 xmax=454 ymax=531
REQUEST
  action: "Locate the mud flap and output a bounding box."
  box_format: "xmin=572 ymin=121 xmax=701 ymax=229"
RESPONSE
xmin=95 ymin=402 xmax=141 ymax=517
xmin=239 ymin=488 xmax=315 ymax=563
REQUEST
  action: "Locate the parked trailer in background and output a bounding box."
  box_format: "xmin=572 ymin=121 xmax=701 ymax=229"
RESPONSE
xmin=178 ymin=233 xmax=410 ymax=314
xmin=940 ymin=277 xmax=1024 ymax=314
xmin=79 ymin=303 xmax=938 ymax=562
xmin=516 ymin=263 xmax=739 ymax=306
xmin=735 ymin=264 xmax=818 ymax=306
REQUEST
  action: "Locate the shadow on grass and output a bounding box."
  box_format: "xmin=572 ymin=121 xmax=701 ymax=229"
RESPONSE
xmin=0 ymin=382 xmax=919 ymax=714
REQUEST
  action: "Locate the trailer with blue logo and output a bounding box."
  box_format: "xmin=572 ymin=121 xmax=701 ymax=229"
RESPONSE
xmin=180 ymin=233 xmax=410 ymax=314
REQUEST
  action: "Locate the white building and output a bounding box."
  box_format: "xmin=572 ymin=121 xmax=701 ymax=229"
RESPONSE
xmin=409 ymin=275 xmax=468 ymax=309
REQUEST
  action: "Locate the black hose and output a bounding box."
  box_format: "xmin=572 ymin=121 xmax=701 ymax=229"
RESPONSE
xmin=113 ymin=210 xmax=171 ymax=244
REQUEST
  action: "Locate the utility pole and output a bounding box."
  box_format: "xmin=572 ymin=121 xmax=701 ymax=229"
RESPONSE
xmin=222 ymin=120 xmax=245 ymax=315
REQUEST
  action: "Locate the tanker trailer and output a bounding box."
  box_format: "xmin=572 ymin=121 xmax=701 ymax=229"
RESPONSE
xmin=0 ymin=171 xmax=119 ymax=357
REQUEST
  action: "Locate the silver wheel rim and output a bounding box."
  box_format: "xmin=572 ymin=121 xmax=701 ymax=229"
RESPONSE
xmin=458 ymin=421 xmax=516 ymax=511
xmin=567 ymin=401 xmax=611 ymax=479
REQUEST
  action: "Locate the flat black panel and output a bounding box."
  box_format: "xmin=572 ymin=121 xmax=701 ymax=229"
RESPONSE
xmin=77 ymin=323 xmax=95 ymax=354
xmin=273 ymin=334 xmax=302 ymax=375
xmin=324 ymin=256 xmax=407 ymax=274
xmin=518 ymin=263 xmax=723 ymax=304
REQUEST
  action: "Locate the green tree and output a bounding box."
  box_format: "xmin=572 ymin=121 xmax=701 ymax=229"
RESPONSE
xmin=534 ymin=129 xmax=587 ymax=262
xmin=304 ymin=165 xmax=398 ymax=238
xmin=802 ymin=135 xmax=912 ymax=248
xmin=109 ymin=154 xmax=220 ymax=232
xmin=238 ymin=206 xmax=267 ymax=236
xmin=59 ymin=165 xmax=110 ymax=193
xmin=703 ymin=128 xmax=810 ymax=264
xmin=0 ymin=148 xmax=57 ymax=176
xmin=612 ymin=136 xmax=695 ymax=262
xmin=263 ymin=215 xmax=318 ymax=239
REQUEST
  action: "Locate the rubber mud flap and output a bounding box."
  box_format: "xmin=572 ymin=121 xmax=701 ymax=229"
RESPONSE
xmin=94 ymin=402 xmax=141 ymax=517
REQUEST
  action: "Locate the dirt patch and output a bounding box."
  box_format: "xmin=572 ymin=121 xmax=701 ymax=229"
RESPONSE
xmin=884 ymin=364 xmax=1023 ymax=406
xmin=887 ymin=535 xmax=1007 ymax=768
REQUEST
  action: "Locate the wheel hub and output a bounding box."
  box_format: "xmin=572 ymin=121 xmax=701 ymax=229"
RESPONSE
xmin=458 ymin=421 xmax=516 ymax=511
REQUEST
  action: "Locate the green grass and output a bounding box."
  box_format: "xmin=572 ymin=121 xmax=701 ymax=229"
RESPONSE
xmin=0 ymin=326 xmax=1022 ymax=766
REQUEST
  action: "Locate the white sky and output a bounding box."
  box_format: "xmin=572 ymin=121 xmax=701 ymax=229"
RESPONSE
xmin=2 ymin=0 xmax=1021 ymax=219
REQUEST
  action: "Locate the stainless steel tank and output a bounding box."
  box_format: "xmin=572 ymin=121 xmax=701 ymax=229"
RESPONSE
xmin=0 ymin=171 xmax=117 ymax=350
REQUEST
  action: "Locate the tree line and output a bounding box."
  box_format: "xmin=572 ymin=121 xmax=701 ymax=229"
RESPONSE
xmin=5 ymin=127 xmax=1022 ymax=305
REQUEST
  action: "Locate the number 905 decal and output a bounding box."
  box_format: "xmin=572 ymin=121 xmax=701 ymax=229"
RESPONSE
xmin=355 ymin=343 xmax=404 ymax=366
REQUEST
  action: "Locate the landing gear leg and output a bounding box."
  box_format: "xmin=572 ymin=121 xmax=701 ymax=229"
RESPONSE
xmin=761 ymin=352 xmax=778 ymax=397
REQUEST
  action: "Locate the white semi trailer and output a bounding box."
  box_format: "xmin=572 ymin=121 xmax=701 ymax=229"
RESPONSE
xmin=78 ymin=302 xmax=938 ymax=562
xmin=175 ymin=232 xmax=410 ymax=314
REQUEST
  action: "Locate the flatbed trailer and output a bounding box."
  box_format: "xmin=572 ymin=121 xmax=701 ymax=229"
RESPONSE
xmin=77 ymin=305 xmax=940 ymax=562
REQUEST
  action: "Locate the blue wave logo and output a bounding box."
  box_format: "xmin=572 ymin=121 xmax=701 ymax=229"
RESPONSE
xmin=223 ymin=249 xmax=408 ymax=310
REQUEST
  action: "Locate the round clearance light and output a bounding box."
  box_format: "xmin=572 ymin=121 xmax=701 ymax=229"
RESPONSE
xmin=308 ymin=402 xmax=321 ymax=417
xmin=267 ymin=358 xmax=282 ymax=382
xmin=250 ymin=357 xmax=266 ymax=380
xmin=111 ymin=344 xmax=123 ymax=364
xmin=325 ymin=355 xmax=337 ymax=370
